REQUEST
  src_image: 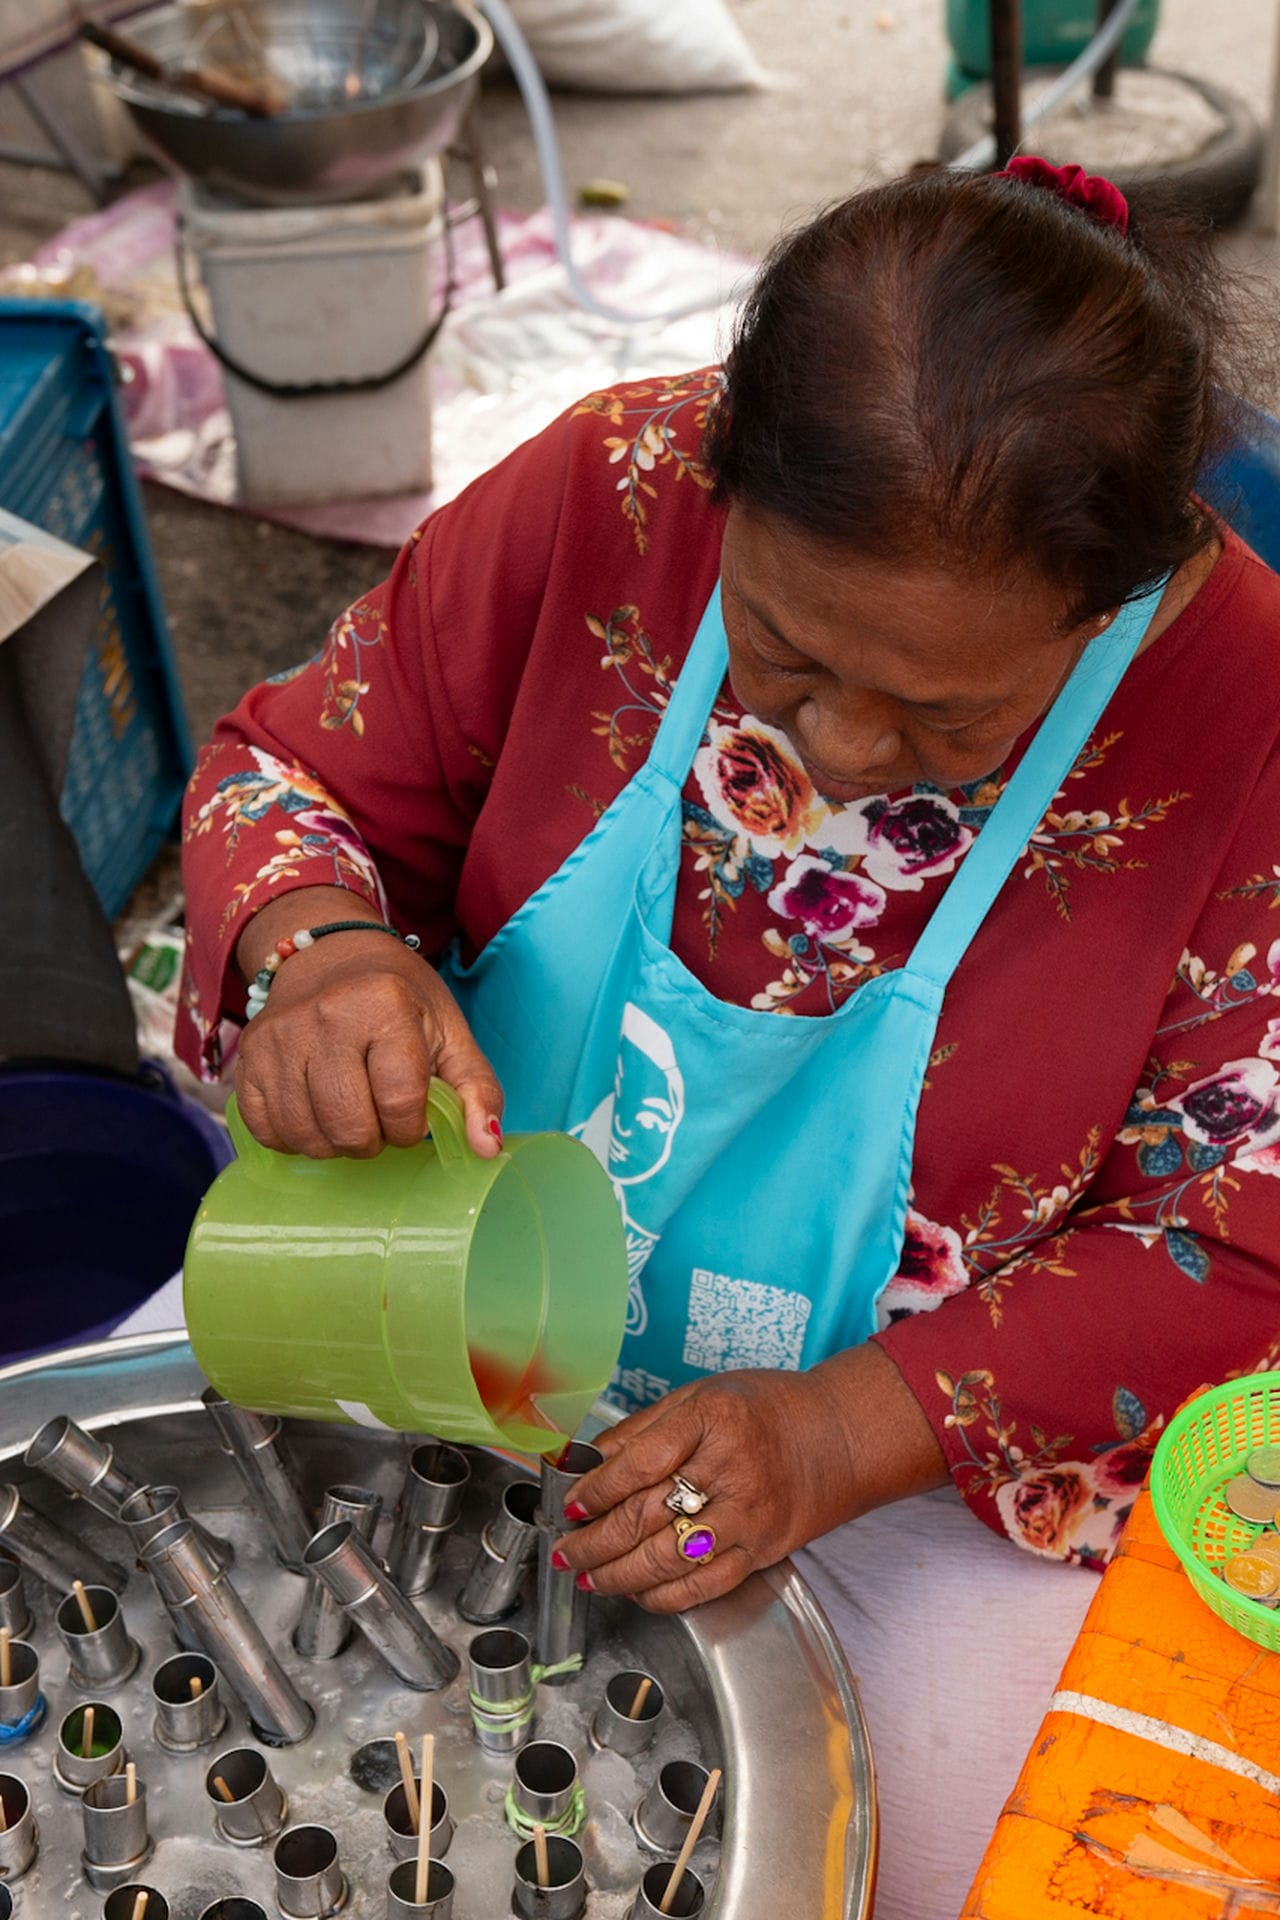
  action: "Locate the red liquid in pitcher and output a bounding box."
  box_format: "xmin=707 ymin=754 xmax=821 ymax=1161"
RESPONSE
xmin=468 ymin=1346 xmax=561 ymax=1436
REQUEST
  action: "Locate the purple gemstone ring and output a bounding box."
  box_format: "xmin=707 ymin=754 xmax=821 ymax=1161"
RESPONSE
xmin=673 ymin=1516 xmax=717 ymax=1564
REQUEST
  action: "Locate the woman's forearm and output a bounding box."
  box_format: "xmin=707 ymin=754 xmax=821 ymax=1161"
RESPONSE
xmin=810 ymin=1340 xmax=950 ymax=1520
xmin=233 ymin=885 xmax=386 ymax=985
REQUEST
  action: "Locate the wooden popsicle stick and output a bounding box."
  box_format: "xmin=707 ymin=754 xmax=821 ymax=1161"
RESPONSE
xmin=81 ymin=1705 xmax=96 ymax=1760
xmin=189 ymin=1674 xmax=204 ymax=1699
xmin=0 ymin=1794 xmax=7 ymax=1833
xmin=126 ymin=1761 xmax=137 ymax=1805
xmin=130 ymin=1892 xmax=149 ymax=1920
xmin=212 ymin=1774 xmax=237 ymax=1803
xmin=394 ymin=1728 xmax=420 ymax=1832
xmin=73 ymin=1579 xmax=99 ymax=1632
xmin=533 ymin=1822 xmax=550 ymax=1890
xmin=658 ymin=1768 xmax=722 ymax=1915
xmin=0 ymin=1626 xmax=10 ymax=1689
xmin=627 ymin=1676 xmax=653 ymax=1720
xmin=415 ymin=1733 xmax=433 ymax=1904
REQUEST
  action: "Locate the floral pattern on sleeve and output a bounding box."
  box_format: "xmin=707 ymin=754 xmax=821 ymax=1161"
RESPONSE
xmin=881 ymin=907 xmax=1280 ymax=1564
xmin=573 ymin=372 xmax=721 ymax=553
xmin=937 ymin=1366 xmax=1159 ymax=1570
xmin=183 ymin=744 xmax=386 ymax=969
xmin=877 ymin=1211 xmax=970 ymax=1319
xmin=876 ymin=1136 xmax=1103 ymax=1337
xmin=1098 ymin=937 xmax=1280 ymax=1283
xmin=318 ymin=597 xmax=387 ymax=735
xmin=587 ymin=604 xmax=677 ymax=770
xmin=1020 ymin=733 xmax=1190 ymax=919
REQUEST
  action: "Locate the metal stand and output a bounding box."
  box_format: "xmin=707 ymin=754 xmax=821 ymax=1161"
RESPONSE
xmin=989 ymin=0 xmax=1023 ymax=170
xmin=1092 ymin=0 xmax=1122 ymax=102
xmin=1 ymin=75 xmax=120 ymax=205
xmin=448 ymin=100 xmax=506 ymax=292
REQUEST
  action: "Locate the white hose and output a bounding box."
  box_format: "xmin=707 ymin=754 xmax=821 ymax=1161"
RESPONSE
xmin=949 ymin=0 xmax=1144 ymax=173
xmin=474 ymin=0 xmax=728 ymax=323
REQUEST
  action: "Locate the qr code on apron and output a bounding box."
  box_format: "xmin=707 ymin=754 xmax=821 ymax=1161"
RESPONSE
xmin=682 ymin=1268 xmax=811 ymax=1372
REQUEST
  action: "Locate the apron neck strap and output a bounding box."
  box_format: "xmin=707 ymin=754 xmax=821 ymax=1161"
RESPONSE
xmin=908 ymin=575 xmax=1170 ymax=988
xmin=647 ymin=586 xmax=731 ymax=783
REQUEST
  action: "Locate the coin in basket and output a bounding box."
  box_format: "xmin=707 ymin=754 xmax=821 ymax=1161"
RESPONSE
xmin=1245 ymin=1546 xmax=1280 ymax=1596
xmin=1247 ymin=1445 xmax=1280 ymax=1488
xmin=1223 ymin=1474 xmax=1280 ymax=1523
xmin=1245 ymin=1531 xmax=1280 ymax=1568
xmin=1223 ymin=1552 xmax=1280 ymax=1599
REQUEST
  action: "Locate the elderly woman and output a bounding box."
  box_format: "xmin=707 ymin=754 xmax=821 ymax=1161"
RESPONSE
xmin=180 ymin=160 xmax=1280 ymax=1916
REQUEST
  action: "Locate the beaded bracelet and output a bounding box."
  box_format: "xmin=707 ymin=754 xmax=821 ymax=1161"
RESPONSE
xmin=245 ymin=918 xmax=421 ymax=1019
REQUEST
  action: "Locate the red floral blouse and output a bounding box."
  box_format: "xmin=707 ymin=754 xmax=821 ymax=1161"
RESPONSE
xmin=180 ymin=371 xmax=1280 ymax=1569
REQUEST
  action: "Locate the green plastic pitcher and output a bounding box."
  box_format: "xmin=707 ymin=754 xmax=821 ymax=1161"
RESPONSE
xmin=184 ymin=1080 xmax=628 ymax=1455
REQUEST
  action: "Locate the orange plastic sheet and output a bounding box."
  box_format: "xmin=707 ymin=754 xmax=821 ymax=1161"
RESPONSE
xmin=962 ymin=1486 xmax=1280 ymax=1918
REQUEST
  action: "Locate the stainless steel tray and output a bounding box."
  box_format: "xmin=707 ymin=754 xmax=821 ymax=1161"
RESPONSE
xmin=0 ymin=1334 xmax=875 ymax=1918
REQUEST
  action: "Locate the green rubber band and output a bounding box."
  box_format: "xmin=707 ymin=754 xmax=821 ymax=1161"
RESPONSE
xmin=467 ymin=1654 xmax=584 ymax=1735
xmin=468 ymin=1691 xmax=537 ymax=1735
xmin=532 ymin=1655 xmax=585 ymax=1685
xmin=504 ymin=1780 xmax=587 ymax=1842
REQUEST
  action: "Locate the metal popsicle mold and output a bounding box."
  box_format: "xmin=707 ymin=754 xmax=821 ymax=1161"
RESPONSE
xmin=55 ymin=1585 xmax=141 ymax=1692
xmin=0 ymin=1560 xmax=33 ymax=1641
xmin=24 ymin=1416 xmax=140 ymax=1518
xmin=0 ymin=1334 xmax=875 ymax=1917
xmin=293 ymin=1486 xmax=382 ymax=1663
xmin=512 ymin=1835 xmax=585 ymax=1920
xmin=80 ymin=1771 xmax=153 ymax=1891
xmin=383 ymin=1778 xmax=452 ymax=1863
xmin=0 ymin=1772 xmax=38 ymax=1878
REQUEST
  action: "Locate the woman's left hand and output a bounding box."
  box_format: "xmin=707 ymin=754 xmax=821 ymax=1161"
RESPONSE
xmin=555 ymin=1344 xmax=949 ymax=1611
xmin=551 ymin=1366 xmax=861 ymax=1612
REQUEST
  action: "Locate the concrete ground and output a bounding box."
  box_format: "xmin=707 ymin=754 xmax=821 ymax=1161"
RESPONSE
xmin=1 ymin=0 xmax=1278 ymax=921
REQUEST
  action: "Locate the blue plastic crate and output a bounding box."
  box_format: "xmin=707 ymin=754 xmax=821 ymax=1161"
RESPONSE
xmin=0 ymin=299 xmax=190 ymax=919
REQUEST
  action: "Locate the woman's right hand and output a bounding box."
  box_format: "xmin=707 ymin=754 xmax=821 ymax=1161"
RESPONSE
xmin=233 ymin=893 xmax=503 ymax=1161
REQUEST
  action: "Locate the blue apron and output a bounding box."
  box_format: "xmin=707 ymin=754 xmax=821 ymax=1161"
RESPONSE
xmin=440 ymin=578 xmax=1165 ymax=1409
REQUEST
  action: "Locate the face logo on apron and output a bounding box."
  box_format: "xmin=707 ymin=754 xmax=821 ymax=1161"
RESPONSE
xmin=573 ymin=1003 xmax=685 ymax=1338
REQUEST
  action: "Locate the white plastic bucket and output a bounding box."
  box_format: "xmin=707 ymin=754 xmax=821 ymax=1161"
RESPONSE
xmin=181 ymin=163 xmax=443 ymax=505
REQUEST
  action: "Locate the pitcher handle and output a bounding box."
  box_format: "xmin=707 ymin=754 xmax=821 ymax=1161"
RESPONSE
xmin=226 ymin=1084 xmax=471 ymax=1167
xmin=225 ymin=1092 xmax=271 ymax=1165
xmin=426 ymin=1078 xmax=470 ymax=1165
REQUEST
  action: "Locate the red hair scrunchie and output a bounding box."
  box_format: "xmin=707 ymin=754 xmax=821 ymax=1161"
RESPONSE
xmin=999 ymin=155 xmax=1129 ymax=236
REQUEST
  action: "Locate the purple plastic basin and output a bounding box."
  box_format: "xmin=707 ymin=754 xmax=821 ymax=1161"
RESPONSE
xmin=0 ymin=1063 xmax=231 ymax=1364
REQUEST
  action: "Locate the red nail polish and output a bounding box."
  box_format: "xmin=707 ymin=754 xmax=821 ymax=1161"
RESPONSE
xmin=564 ymin=1501 xmax=588 ymax=1522
xmin=488 ymin=1117 xmax=504 ymax=1147
xmin=575 ymin=1571 xmax=594 ymax=1592
xmin=550 ymin=1548 xmax=570 ymax=1572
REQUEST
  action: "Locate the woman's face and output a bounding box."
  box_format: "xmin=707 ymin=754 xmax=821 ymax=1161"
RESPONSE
xmin=720 ymin=506 xmax=1108 ymax=801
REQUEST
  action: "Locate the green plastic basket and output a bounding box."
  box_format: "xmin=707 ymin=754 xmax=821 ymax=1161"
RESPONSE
xmin=1150 ymin=1371 xmax=1280 ymax=1653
